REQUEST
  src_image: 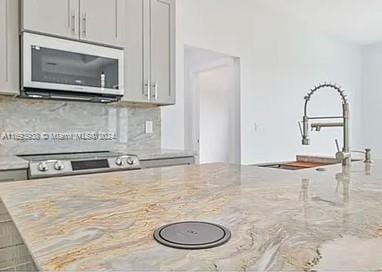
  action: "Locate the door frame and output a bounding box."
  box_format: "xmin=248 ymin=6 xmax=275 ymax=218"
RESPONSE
xmin=189 ymin=57 xmax=241 ymax=164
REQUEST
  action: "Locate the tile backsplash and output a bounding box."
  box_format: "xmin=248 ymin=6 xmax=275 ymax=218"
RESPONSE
xmin=0 ymin=96 xmax=161 ymax=155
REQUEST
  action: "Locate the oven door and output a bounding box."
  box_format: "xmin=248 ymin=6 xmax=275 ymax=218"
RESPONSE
xmin=22 ymin=32 xmax=124 ymax=96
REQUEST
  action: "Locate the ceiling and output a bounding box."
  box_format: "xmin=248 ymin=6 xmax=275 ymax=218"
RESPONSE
xmin=257 ymin=0 xmax=382 ymax=45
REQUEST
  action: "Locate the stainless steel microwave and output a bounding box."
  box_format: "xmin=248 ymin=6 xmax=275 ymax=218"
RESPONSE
xmin=21 ymin=32 xmax=124 ymax=103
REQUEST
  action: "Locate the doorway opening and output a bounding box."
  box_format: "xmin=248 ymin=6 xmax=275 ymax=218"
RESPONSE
xmin=184 ymin=46 xmax=241 ymax=164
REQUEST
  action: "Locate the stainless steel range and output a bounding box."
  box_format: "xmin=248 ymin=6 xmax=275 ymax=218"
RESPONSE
xmin=19 ymin=151 xmax=140 ymax=179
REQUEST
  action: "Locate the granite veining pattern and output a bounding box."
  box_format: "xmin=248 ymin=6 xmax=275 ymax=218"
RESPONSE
xmin=0 ymin=96 xmax=161 ymax=155
xmin=0 ymin=161 xmax=382 ymax=271
xmin=0 ymin=96 xmax=195 ymax=172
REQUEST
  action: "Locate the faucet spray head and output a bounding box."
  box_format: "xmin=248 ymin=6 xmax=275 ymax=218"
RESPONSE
xmin=300 ymin=116 xmax=310 ymax=145
xmin=299 ymin=121 xmax=310 ymax=145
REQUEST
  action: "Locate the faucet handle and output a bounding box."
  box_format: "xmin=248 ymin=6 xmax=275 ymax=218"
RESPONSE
xmin=335 ymin=138 xmax=351 ymax=163
xmin=299 ymin=121 xmax=310 ymax=145
xmin=335 ymin=139 xmax=341 ymax=152
xmin=298 ymin=121 xmax=303 ymax=137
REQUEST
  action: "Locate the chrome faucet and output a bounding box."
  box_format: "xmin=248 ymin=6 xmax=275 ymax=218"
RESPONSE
xmin=299 ymin=83 xmax=351 ymax=166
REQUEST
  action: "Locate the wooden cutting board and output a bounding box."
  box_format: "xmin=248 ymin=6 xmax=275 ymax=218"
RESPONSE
xmin=286 ymin=161 xmax=325 ymax=168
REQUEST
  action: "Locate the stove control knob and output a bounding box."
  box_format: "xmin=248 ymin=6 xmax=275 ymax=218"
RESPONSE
xmin=54 ymin=161 xmax=64 ymax=171
xmin=38 ymin=162 xmax=48 ymax=172
xmin=115 ymin=158 xmax=124 ymax=166
xmin=126 ymin=157 xmax=135 ymax=166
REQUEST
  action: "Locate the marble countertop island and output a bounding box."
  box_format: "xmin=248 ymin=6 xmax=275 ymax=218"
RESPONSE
xmin=0 ymin=161 xmax=382 ymax=271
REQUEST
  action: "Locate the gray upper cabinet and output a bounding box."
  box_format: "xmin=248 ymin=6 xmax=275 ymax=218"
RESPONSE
xmin=122 ymin=0 xmax=175 ymax=105
xmin=18 ymin=0 xmax=176 ymax=105
xmin=21 ymin=0 xmax=124 ymax=47
xmin=0 ymin=0 xmax=19 ymax=95
xmin=121 ymin=0 xmax=146 ymax=103
xmin=149 ymin=0 xmax=175 ymax=105
xmin=79 ymin=0 xmax=124 ymax=46
xmin=21 ymin=0 xmax=80 ymax=39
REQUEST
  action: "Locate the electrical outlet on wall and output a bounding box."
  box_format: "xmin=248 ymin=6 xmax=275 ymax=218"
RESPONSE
xmin=254 ymin=123 xmax=259 ymax=132
xmin=145 ymin=121 xmax=153 ymax=134
xmin=254 ymin=123 xmax=264 ymax=133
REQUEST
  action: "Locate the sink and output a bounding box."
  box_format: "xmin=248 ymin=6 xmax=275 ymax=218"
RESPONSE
xmin=257 ymin=161 xmax=334 ymax=171
xmin=255 ymin=155 xmax=363 ymax=171
xmin=256 ymin=155 xmax=339 ymax=171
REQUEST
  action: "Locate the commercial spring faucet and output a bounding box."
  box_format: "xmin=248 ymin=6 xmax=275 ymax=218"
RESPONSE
xmin=299 ymin=83 xmax=351 ymax=166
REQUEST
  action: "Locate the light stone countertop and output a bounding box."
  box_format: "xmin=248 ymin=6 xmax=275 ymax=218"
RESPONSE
xmin=0 ymin=161 xmax=381 ymax=271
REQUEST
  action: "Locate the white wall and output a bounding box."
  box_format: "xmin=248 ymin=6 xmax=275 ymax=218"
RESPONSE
xmin=162 ymin=0 xmax=364 ymax=164
xmin=247 ymin=3 xmax=363 ymax=163
xmin=162 ymin=0 xmax=254 ymax=154
xmin=362 ymin=42 xmax=382 ymax=158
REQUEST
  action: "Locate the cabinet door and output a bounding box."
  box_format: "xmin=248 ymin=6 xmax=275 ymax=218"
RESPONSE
xmin=121 ymin=0 xmax=147 ymax=102
xmin=149 ymin=0 xmax=175 ymax=105
xmin=79 ymin=0 xmax=123 ymax=46
xmin=0 ymin=0 xmax=19 ymax=95
xmin=141 ymin=157 xmax=195 ymax=169
xmin=22 ymin=0 xmax=79 ymax=39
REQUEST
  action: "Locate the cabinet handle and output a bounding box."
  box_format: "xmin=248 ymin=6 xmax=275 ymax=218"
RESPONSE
xmin=144 ymin=80 xmax=151 ymax=101
xmin=71 ymin=11 xmax=76 ymax=34
xmin=152 ymin=81 xmax=158 ymax=100
xmin=82 ymin=13 xmax=87 ymax=37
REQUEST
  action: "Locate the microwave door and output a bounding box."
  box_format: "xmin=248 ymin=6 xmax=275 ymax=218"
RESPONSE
xmin=31 ymin=47 xmax=119 ymax=91
xmin=22 ymin=32 xmax=124 ymax=97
